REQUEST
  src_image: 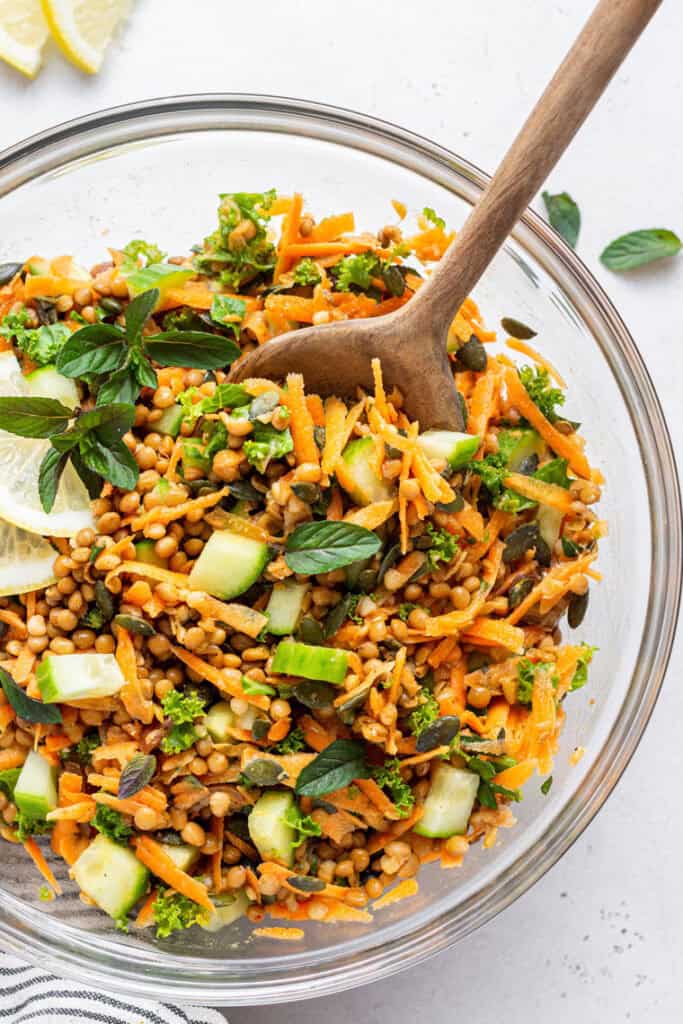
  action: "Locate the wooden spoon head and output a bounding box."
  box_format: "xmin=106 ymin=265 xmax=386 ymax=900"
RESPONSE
xmin=229 ymin=312 xmax=465 ymax=431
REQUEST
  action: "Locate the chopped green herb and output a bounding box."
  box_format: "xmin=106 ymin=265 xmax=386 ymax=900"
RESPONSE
xmin=373 ymin=758 xmax=415 ymax=817
xmin=292 ymin=258 xmax=322 ymax=286
xmin=120 ymin=239 xmax=166 ymax=274
xmin=195 ymin=191 xmax=277 ymax=290
xmin=153 ymin=888 xmax=207 ymax=939
xmin=408 ymin=687 xmax=439 ymax=739
xmin=562 ymin=537 xmax=581 ymax=558
xmin=243 ymin=421 xmax=294 ymax=473
xmin=540 ymin=775 xmax=553 ymax=795
xmin=284 ymin=804 xmax=323 ymax=848
xmin=160 ymin=689 xmax=206 ymax=754
xmin=92 ymin=804 xmax=133 ymax=845
xmin=570 ymin=644 xmax=597 ymax=691
xmin=516 ymin=658 xmax=536 ymax=705
xmin=422 ymin=206 xmax=445 ymax=230
xmin=60 ymin=732 xmax=100 ymax=765
xmin=271 ymin=725 xmax=306 ymax=754
xmin=518 ymin=365 xmax=565 ymax=423
xmin=425 ymin=522 xmax=458 ymax=568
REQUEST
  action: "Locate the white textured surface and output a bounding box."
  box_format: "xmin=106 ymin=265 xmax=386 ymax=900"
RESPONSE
xmin=1 ymin=1 xmax=682 ymax=1020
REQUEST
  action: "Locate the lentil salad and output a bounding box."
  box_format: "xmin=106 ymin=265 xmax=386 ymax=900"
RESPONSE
xmin=0 ymin=192 xmax=603 ymax=940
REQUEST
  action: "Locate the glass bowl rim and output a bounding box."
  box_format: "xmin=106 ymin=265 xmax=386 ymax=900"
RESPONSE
xmin=0 ymin=93 xmax=680 ymax=1006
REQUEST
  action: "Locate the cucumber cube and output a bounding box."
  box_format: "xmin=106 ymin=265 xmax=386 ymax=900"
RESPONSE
xmin=205 ymin=701 xmax=237 ymax=742
xmin=265 ymin=581 xmax=309 ymax=636
xmin=337 ymin=436 xmax=394 ymax=506
xmin=414 ymin=763 xmax=479 ymax=838
xmin=417 ymin=430 xmax=480 ymax=471
xmin=248 ymin=791 xmax=296 ymax=867
xmin=188 ymin=530 xmax=269 ymax=601
xmin=72 ymin=834 xmax=149 ymax=921
xmin=37 ymin=653 xmax=126 ymax=703
xmin=24 ymin=365 xmax=79 ymax=409
xmin=201 ymin=889 xmax=249 ymax=932
xmin=14 ymin=750 xmax=57 ymax=820
xmin=160 ymin=843 xmax=201 ymax=873
xmin=271 ymin=640 xmax=348 ymax=684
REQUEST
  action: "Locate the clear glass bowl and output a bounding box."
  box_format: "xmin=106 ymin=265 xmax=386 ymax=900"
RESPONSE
xmin=0 ymin=95 xmax=679 ymax=1006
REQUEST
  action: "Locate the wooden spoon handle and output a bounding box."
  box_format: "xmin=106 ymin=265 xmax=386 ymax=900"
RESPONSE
xmin=411 ymin=0 xmax=661 ymax=339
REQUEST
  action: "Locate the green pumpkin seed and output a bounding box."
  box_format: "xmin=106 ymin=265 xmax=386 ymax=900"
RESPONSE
xmin=377 ymin=543 xmax=401 ymax=584
xmin=568 ymin=591 xmax=589 ymax=629
xmin=294 ymin=679 xmax=336 ymax=710
xmin=0 ymin=262 xmax=23 ymax=287
xmin=94 ymin=580 xmax=115 ymax=622
xmin=242 ymin=758 xmax=287 ymax=787
xmin=466 ymin=651 xmax=491 ymax=672
xmin=500 ymin=317 xmax=537 ymax=340
xmin=288 ymin=874 xmax=326 ymax=893
xmin=292 ymin=482 xmax=322 ymax=505
xmin=297 ymin=616 xmax=324 ymax=646
xmin=503 ymin=523 xmax=542 ymax=564
xmin=381 ymin=264 xmax=406 ymax=297
xmin=251 ymin=717 xmax=271 ymax=741
xmin=456 ymin=337 xmax=487 ymax=372
xmin=336 ymin=682 xmax=371 ymax=715
xmin=436 ymin=491 xmax=465 ymax=514
xmin=508 ymin=577 xmax=535 ymax=609
xmin=517 ymin=454 xmax=539 ymax=476
xmin=314 ymin=426 xmax=326 ymax=449
xmin=415 ymin=715 xmax=460 ymax=753
xmin=99 ymin=296 xmax=123 ymax=315
xmin=113 ymin=614 xmax=156 ymax=637
xmin=357 ymin=568 xmax=378 ymax=593
xmin=34 ymin=298 xmax=57 ymax=326
xmin=323 ymin=595 xmax=354 ymax=639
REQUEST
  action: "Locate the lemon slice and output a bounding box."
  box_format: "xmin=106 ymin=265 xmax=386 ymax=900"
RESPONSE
xmin=0 ymin=352 xmax=94 ymax=538
xmin=41 ymin=0 xmax=130 ymax=74
xmin=0 ymin=0 xmax=49 ymax=78
xmin=0 ymin=521 xmax=57 ymax=597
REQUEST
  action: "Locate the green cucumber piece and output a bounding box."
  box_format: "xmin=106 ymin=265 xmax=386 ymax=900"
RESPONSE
xmin=271 ymin=640 xmax=348 ymax=684
xmin=181 ymin=437 xmax=209 ymax=474
xmin=160 ymin=843 xmax=201 ymax=873
xmin=248 ymin=790 xmax=296 ymax=867
xmin=201 ymin=889 xmax=249 ymax=932
xmin=537 ymin=505 xmax=563 ymax=549
xmin=134 ymin=539 xmax=168 ymax=570
xmin=37 ymin=653 xmax=126 ymax=703
xmin=13 ymin=750 xmax=57 ymax=819
xmin=24 ymin=365 xmax=79 ymax=409
xmin=417 ymin=429 xmax=480 ymax=470
xmin=413 ymin=763 xmax=479 ymax=838
xmin=125 ymin=263 xmax=194 ymax=300
xmin=72 ymin=834 xmax=149 ymax=921
xmin=156 ymin=404 xmax=184 ymax=438
xmin=188 ymin=530 xmax=269 ymax=600
xmin=499 ymin=428 xmax=545 ymax=471
xmin=338 ymin=436 xmax=393 ymax=506
xmin=266 ymin=582 xmax=309 ymax=636
xmin=205 ymin=701 xmax=236 ymax=742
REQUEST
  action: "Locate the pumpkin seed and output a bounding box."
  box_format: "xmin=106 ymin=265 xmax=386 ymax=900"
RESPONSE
xmin=241 ymin=758 xmax=287 ymax=787
xmin=323 ymin=594 xmax=354 ymax=639
xmin=467 ymin=651 xmax=490 ymax=672
xmin=0 ymin=262 xmax=23 ymax=287
xmin=357 ymin=568 xmax=378 ymax=593
xmin=289 ymin=874 xmax=326 ymax=893
xmin=456 ymin=336 xmax=487 ymax=372
xmin=381 ymin=264 xmax=406 ymax=297
xmin=314 ymin=426 xmax=326 ymax=449
xmin=34 ymin=298 xmax=57 ymax=326
xmin=294 ymin=679 xmax=336 ymax=710
xmin=455 ymin=390 xmax=468 ymax=427
xmin=436 ymin=491 xmax=465 ymax=513
xmin=292 ymin=482 xmax=322 ymax=505
xmin=251 ymin=717 xmax=271 ymax=741
xmin=503 ymin=523 xmax=542 ymax=564
xmin=568 ymin=590 xmax=589 ymax=629
xmin=377 ymin=543 xmax=401 ymax=584
xmin=500 ymin=317 xmax=537 ymax=339
xmin=99 ymin=296 xmax=123 ymax=316
xmin=415 ymin=715 xmax=460 ymax=752
xmin=336 ymin=682 xmax=371 ymax=715
xmin=517 ymin=453 xmax=539 ymax=476
xmin=508 ymin=577 xmax=535 ymax=609
xmin=94 ymin=580 xmax=115 ymax=622
xmin=297 ymin=616 xmax=324 ymax=646
xmin=227 ymin=478 xmax=263 ymax=503
xmin=535 ymin=535 xmax=552 ymax=568
xmin=113 ymin=614 xmax=156 ymax=637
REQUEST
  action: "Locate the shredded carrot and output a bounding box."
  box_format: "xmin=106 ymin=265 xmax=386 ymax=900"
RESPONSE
xmin=306 ymin=393 xmax=325 ymax=427
xmin=344 ymin=498 xmax=397 ymax=530
xmin=300 ymin=714 xmax=336 ymax=752
xmin=493 ymin=758 xmax=537 ymax=789
xmin=131 ymin=487 xmax=228 ymax=532
xmin=116 ymin=627 xmax=154 ymax=725
xmin=460 ymin=617 xmax=525 ymax=654
xmin=285 ymin=372 xmax=319 ymax=467
xmin=164 ymin=438 xmax=183 ymax=483
xmin=366 ymin=805 xmax=424 ymax=855
xmin=504 ymin=367 xmax=591 ymax=478
xmin=267 ymin=718 xmax=290 ymax=743
xmin=388 ymin=645 xmax=407 ymax=706
xmin=0 ymin=609 xmax=27 ymax=637
xmin=264 ymin=294 xmax=315 ymax=322
xmin=355 ymin=778 xmax=400 ymax=820
xmin=424 ymin=540 xmax=504 ymax=637
xmin=274 ymin=192 xmax=304 ymax=281
xmin=325 ymin=485 xmax=344 ymax=521
xmin=134 ymin=837 xmax=214 ymax=912
xmin=427 ymin=636 xmax=458 ymax=669
xmin=205 ymin=507 xmax=271 ymax=542
xmin=398 ymin=422 xmax=418 ymax=552
xmin=400 ymin=746 xmax=450 ymax=767
xmin=505 ymin=338 xmax=566 ymax=386
xmin=284 ymin=241 xmax=373 ymax=259
xmin=467 ymin=368 xmax=499 ymax=442
xmin=321 ymin=397 xmax=349 ymax=476
xmin=135 ymin=889 xmax=158 ymax=928
xmin=506 ymin=551 xmax=597 ymax=626
xmin=0 ymin=748 xmax=25 ymax=771
xmin=309 ymin=212 xmax=355 ymax=243
xmin=452 ymin=501 xmax=485 ymax=541
xmin=371 ymin=357 xmax=389 ymax=419
xmin=503 ymin=473 xmax=574 ymax=514
xmin=254 ymin=926 xmax=304 ymax=941
xmin=372 ymin=878 xmax=419 ymax=909
xmin=24 ymin=838 xmax=62 ymax=895
xmin=183 ymin=592 xmax=267 ymax=639
xmin=0 ymin=704 xmax=16 ymax=730
xmin=169 ymin=645 xmax=269 ymax=710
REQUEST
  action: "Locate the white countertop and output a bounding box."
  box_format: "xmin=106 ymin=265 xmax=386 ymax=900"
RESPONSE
xmin=1 ymin=1 xmax=682 ymax=1020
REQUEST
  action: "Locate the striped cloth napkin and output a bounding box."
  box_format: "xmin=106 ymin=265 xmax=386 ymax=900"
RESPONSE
xmin=0 ymin=952 xmax=225 ymax=1024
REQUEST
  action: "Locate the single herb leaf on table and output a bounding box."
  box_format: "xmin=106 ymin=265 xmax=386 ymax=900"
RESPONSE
xmin=542 ymin=191 xmax=580 ymax=249
xmin=600 ymin=228 xmax=681 ymax=271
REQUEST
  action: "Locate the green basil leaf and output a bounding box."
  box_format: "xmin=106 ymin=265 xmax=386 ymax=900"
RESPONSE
xmin=600 ymin=228 xmax=681 ymax=272
xmin=124 ymin=288 xmax=159 ymax=344
xmin=0 ymin=397 xmax=72 ymax=438
xmin=77 ymin=403 xmax=136 ymax=445
xmin=96 ymin=364 xmax=140 ymax=407
xmin=295 ymin=739 xmax=371 ymax=797
xmin=38 ymin=447 xmax=70 ymax=513
xmin=542 ymin=191 xmax=580 ymax=249
xmin=118 ymin=753 xmax=157 ymax=799
xmin=144 ymin=331 xmax=241 ymax=369
xmin=70 ymin=448 xmax=104 ymax=499
xmin=0 ymin=667 xmax=62 ymax=724
xmin=79 ymin=438 xmax=139 ymax=491
xmin=285 ymin=521 xmax=381 ymax=574
xmin=500 ymin=317 xmax=537 ymax=340
xmin=56 ymin=323 xmax=126 ymax=378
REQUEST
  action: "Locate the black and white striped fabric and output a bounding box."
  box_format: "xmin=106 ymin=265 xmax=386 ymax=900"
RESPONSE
xmin=0 ymin=953 xmax=225 ymax=1024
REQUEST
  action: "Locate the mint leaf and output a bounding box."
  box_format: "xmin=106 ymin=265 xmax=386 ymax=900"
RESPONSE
xmin=295 ymin=739 xmax=371 ymax=797
xmin=0 ymin=397 xmax=72 ymax=438
xmin=0 ymin=667 xmax=62 ymax=724
xmin=210 ymin=295 xmax=246 ymax=337
xmin=38 ymin=447 xmax=71 ymax=512
xmin=56 ymin=323 xmax=126 ymax=378
xmin=144 ymin=330 xmax=240 ymax=369
xmin=542 ymin=191 xmax=580 ymax=248
xmin=600 ymin=228 xmax=681 ymax=272
xmin=285 ymin=521 xmax=382 ymax=574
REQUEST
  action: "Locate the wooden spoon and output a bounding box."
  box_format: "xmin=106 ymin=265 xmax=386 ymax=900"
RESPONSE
xmin=230 ymin=0 xmax=661 ymax=430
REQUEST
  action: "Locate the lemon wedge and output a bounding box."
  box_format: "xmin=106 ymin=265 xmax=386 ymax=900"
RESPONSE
xmin=0 ymin=522 xmax=57 ymax=597
xmin=0 ymin=352 xmax=94 ymax=538
xmin=0 ymin=0 xmax=49 ymax=78
xmin=41 ymin=0 xmax=130 ymax=74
